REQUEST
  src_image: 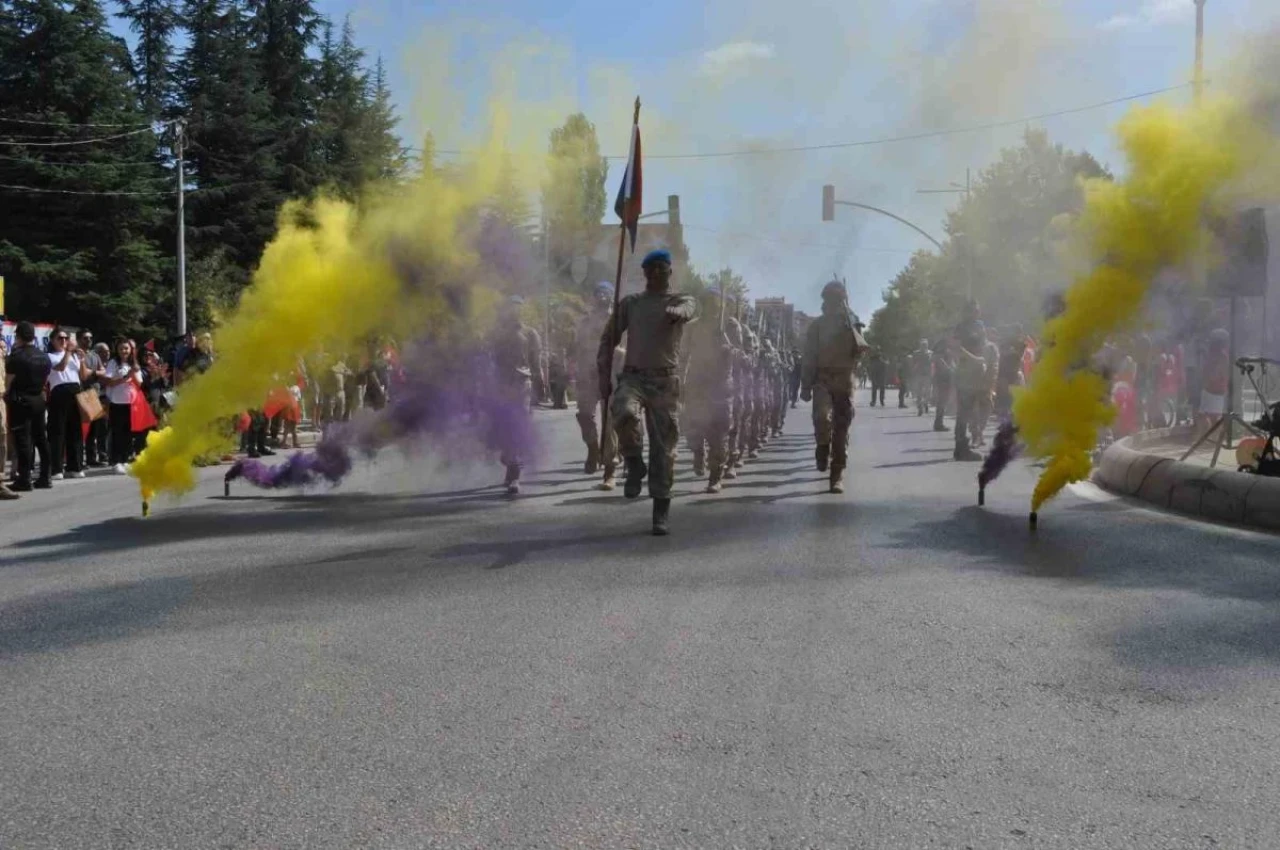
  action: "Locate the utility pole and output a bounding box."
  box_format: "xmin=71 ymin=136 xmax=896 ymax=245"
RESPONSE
xmin=1194 ymin=0 xmax=1206 ymax=105
xmin=175 ymin=119 xmax=187 ymax=337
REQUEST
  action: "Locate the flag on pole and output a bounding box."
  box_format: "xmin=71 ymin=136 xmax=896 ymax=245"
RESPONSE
xmin=613 ymin=107 xmax=643 ymax=252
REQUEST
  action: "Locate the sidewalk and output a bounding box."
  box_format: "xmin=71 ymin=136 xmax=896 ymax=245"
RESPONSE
xmin=1093 ymin=426 xmax=1280 ymax=531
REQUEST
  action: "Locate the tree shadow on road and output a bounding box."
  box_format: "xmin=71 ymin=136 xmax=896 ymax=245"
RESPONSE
xmin=880 ymin=503 xmax=1280 ymax=669
xmin=0 ymin=490 xmax=510 ymax=568
xmin=0 ymin=576 xmax=194 ymax=658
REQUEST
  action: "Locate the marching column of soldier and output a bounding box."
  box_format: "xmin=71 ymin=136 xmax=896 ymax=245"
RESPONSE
xmin=495 ymin=249 xmax=875 ymax=535
xmin=500 ymin=250 xmax=1025 ymax=535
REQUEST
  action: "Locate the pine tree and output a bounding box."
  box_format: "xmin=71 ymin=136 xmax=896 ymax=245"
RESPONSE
xmin=313 ymin=16 xmax=366 ymax=198
xmin=176 ymin=0 xmax=281 ymax=287
xmin=115 ymin=0 xmax=178 ymax=116
xmin=247 ymin=0 xmax=320 ymax=197
xmin=0 ymin=0 xmax=169 ymax=335
xmin=357 ymin=55 xmax=406 ymax=184
xmin=489 ymin=153 xmax=533 ymax=234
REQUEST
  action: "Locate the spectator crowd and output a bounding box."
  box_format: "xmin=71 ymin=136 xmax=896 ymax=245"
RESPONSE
xmin=2 ymin=321 xmax=399 ymax=501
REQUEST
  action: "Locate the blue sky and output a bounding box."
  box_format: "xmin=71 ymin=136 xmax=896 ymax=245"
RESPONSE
xmin=307 ymin=0 xmax=1276 ymax=316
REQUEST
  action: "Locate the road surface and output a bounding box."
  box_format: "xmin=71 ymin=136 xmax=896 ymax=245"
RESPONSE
xmin=2 ymin=392 xmax=1278 ymax=849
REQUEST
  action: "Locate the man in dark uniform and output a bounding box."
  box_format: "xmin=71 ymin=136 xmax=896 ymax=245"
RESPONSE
xmin=599 ymin=249 xmax=698 ymax=535
xmin=867 ymin=349 xmax=887 ymax=407
xmin=492 ymin=296 xmax=543 ymax=494
xmin=789 ymin=348 xmax=803 ymax=408
xmin=4 ymin=322 xmax=53 ymax=491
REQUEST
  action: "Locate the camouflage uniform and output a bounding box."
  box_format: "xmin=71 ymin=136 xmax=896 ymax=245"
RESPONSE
xmin=735 ymin=329 xmax=759 ymax=460
xmin=599 ymin=289 xmax=698 ymax=502
xmin=971 ymin=334 xmax=1000 ymax=447
xmin=684 ymin=318 xmax=735 ymax=492
xmin=724 ymin=319 xmax=748 ymax=477
xmin=574 ymin=303 xmax=617 ymax=477
xmin=910 ymin=342 xmax=933 ymax=417
xmin=801 ymin=282 xmax=868 ymax=493
xmin=772 ymin=346 xmax=790 ymax=435
xmin=758 ymin=339 xmax=780 ymax=439
xmin=492 ymin=312 xmax=542 ymax=492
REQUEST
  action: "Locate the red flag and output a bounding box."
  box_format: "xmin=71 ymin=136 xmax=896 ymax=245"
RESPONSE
xmin=129 ymin=384 xmax=157 ymax=432
xmin=613 ymin=116 xmax=643 ymax=252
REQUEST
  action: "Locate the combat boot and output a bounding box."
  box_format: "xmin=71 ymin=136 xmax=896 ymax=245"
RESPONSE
xmin=723 ymin=461 xmax=738 ymax=480
xmin=652 ymin=498 xmax=671 ymax=536
xmin=829 ymin=466 xmax=845 ymax=494
xmin=504 ymin=464 xmax=521 ymax=495
xmin=815 ymin=444 xmax=829 ymax=473
xmin=954 ymin=445 xmax=982 ymax=462
xmin=623 ymin=456 xmax=647 ymax=499
xmin=584 ymin=444 xmax=600 ymax=476
xmin=691 ymin=447 xmax=706 ymax=478
xmin=706 ymin=466 xmax=723 ymax=494
xmin=597 ymin=462 xmax=617 ymax=491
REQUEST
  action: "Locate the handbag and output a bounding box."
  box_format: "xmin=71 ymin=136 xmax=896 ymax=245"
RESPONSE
xmin=76 ymin=387 xmax=105 ymax=423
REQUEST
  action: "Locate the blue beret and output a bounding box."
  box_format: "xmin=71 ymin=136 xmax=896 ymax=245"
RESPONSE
xmin=594 ymin=281 xmax=614 ymax=296
xmin=642 ymin=249 xmax=672 ymax=268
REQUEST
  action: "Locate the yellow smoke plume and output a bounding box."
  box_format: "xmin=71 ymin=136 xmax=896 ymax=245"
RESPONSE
xmin=131 ymin=124 xmax=539 ymax=502
xmin=1014 ymin=86 xmax=1280 ymax=511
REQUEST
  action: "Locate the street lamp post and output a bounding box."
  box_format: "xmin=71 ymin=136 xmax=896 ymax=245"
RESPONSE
xmin=821 ymin=183 xmax=960 ymax=293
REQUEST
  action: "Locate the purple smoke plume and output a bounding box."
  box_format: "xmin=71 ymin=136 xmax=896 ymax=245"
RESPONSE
xmin=226 ymin=212 xmax=540 ymax=492
xmin=226 ymin=340 xmax=539 ymax=492
xmin=978 ymin=420 xmax=1021 ymax=490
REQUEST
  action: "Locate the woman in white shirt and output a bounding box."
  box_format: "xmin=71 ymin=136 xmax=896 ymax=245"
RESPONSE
xmin=46 ymin=327 xmax=92 ymax=479
xmin=103 ymin=339 xmax=143 ymax=474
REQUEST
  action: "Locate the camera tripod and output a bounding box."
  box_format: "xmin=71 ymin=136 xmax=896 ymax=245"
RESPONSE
xmin=1179 ymin=358 xmax=1273 ymax=469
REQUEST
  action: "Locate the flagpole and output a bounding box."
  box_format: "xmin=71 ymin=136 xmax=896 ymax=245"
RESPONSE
xmin=601 ymin=96 xmax=641 ymax=453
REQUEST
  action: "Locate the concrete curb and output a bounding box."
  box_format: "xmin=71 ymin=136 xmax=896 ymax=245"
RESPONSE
xmin=1092 ymin=429 xmax=1280 ymax=531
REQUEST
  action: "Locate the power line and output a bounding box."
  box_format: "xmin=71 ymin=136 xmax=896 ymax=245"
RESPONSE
xmin=0 ymin=116 xmax=159 ymax=129
xmin=411 ymin=83 xmax=1192 ymax=162
xmin=0 ymin=179 xmax=267 ymax=197
xmin=0 ymin=183 xmax=172 ymax=196
xmin=0 ymin=123 xmax=173 ymax=148
xmin=0 ymin=153 xmax=176 ymax=168
xmin=683 ymin=223 xmax=917 ymax=254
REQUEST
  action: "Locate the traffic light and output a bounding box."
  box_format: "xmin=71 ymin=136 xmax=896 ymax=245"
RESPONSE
xmin=822 ymin=184 xmax=835 ymax=222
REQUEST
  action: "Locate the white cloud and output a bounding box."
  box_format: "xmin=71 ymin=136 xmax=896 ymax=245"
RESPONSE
xmin=1099 ymin=0 xmax=1195 ymax=31
xmin=699 ymin=41 xmax=776 ymax=76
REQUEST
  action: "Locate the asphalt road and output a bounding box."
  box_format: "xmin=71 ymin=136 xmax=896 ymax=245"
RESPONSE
xmin=2 ymin=391 xmax=1279 ymax=849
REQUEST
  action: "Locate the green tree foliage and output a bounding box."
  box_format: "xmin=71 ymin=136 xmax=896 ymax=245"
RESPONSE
xmin=541 ymin=113 xmax=607 ymax=268
xmin=115 ymin=0 xmax=178 ymax=115
xmin=0 ymin=0 xmax=169 ymax=334
xmin=867 ymin=129 xmax=1110 ymax=362
xmin=0 ymin=0 xmax=416 ymax=339
xmin=176 ymin=0 xmax=281 ymax=286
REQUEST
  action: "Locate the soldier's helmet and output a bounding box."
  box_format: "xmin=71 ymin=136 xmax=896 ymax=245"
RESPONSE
xmin=821 ymin=280 xmax=847 ymax=301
